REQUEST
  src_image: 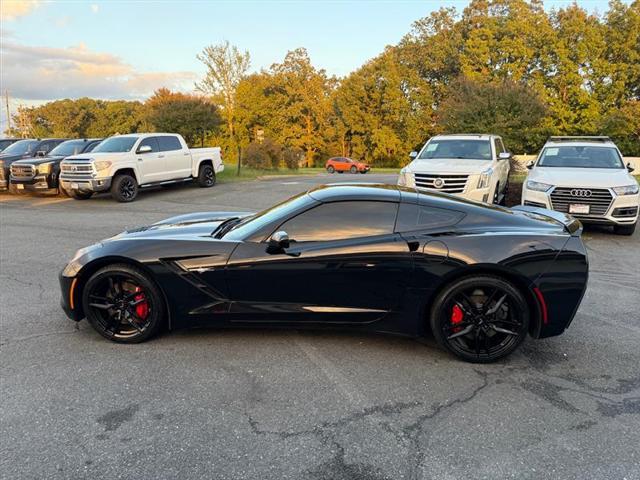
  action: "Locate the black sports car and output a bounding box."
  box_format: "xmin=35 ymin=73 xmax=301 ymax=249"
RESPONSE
xmin=60 ymin=184 xmax=588 ymax=362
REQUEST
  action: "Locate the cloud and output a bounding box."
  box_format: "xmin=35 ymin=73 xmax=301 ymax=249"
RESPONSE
xmin=1 ymin=0 xmax=41 ymax=20
xmin=91 ymin=4 xmax=99 ymax=13
xmin=0 ymin=41 xmax=198 ymax=101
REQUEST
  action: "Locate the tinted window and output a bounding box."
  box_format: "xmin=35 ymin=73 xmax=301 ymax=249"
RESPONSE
xmin=396 ymin=203 xmax=465 ymax=232
xmin=50 ymin=140 xmax=87 ymax=156
xmin=2 ymin=140 xmax=39 ymax=155
xmin=537 ymin=146 xmax=623 ymax=169
xmin=498 ymin=138 xmax=507 ymax=153
xmin=93 ymin=136 xmax=137 ymax=153
xmin=158 ymin=136 xmax=182 ymax=152
xmin=83 ymin=140 xmax=102 ymax=153
xmin=0 ymin=140 xmax=17 ymax=151
xmin=281 ymin=201 xmax=398 ymax=242
xmin=418 ymin=139 xmax=492 ymax=160
xmin=137 ymin=137 xmax=160 ymax=153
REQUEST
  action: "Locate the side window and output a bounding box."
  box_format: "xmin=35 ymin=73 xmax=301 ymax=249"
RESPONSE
xmin=158 ymin=136 xmax=182 ymax=152
xmin=39 ymin=141 xmax=56 ymax=154
xmin=84 ymin=141 xmax=100 ymax=153
xmin=395 ymin=203 xmax=465 ymax=232
xmin=138 ymin=137 xmax=160 ymax=153
xmin=498 ymin=138 xmax=507 ymax=153
xmin=492 ymin=139 xmax=502 ymax=157
xmin=280 ymin=201 xmax=398 ymax=242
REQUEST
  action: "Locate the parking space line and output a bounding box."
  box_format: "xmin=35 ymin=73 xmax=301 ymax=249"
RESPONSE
xmin=30 ymin=197 xmax=72 ymax=207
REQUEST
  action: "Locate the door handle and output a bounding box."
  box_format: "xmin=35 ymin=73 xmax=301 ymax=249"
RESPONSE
xmin=158 ymin=154 xmax=165 ymax=158
xmin=137 ymin=158 xmax=143 ymax=162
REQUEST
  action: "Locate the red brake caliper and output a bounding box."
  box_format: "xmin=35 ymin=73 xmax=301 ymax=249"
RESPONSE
xmin=451 ymin=304 xmax=464 ymax=332
xmin=134 ymin=287 xmax=149 ymax=320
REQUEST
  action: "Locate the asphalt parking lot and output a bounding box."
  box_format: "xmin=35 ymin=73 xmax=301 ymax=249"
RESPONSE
xmin=1 ymin=173 xmax=639 ymax=480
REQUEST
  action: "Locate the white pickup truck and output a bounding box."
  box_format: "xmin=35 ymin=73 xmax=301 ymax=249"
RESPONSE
xmin=397 ymin=134 xmax=511 ymax=204
xmin=60 ymin=133 xmax=223 ymax=202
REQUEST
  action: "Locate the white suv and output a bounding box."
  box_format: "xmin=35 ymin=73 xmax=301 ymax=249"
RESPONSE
xmin=397 ymin=134 xmax=511 ymax=204
xmin=521 ymin=136 xmax=639 ymax=235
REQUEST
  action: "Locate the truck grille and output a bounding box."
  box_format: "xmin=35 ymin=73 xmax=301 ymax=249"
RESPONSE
xmin=549 ymin=187 xmax=613 ymax=217
xmin=61 ymin=161 xmax=94 ymax=179
xmin=413 ymin=173 xmax=469 ymax=194
xmin=10 ymin=164 xmax=35 ymax=179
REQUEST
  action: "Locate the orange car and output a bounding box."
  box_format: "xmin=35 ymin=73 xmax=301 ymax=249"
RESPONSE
xmin=325 ymin=157 xmax=370 ymax=174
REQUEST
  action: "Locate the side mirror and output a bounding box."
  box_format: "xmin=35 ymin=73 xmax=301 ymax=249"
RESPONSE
xmin=526 ymin=160 xmax=535 ymax=170
xmin=409 ymin=151 xmax=418 ymax=159
xmin=36 ymin=150 xmax=47 ymax=157
xmin=627 ymin=162 xmax=635 ymax=173
xmin=499 ymin=152 xmax=511 ymax=160
xmin=267 ymin=231 xmax=290 ymax=253
xmin=137 ymin=145 xmax=152 ymax=154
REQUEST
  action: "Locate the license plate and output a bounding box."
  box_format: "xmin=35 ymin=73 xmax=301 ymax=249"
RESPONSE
xmin=569 ymin=204 xmax=590 ymax=214
xmin=16 ymin=184 xmax=24 ymax=190
xmin=71 ymin=183 xmax=79 ymax=189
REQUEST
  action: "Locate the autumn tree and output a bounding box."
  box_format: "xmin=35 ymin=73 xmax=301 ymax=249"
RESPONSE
xmin=196 ymin=41 xmax=251 ymax=166
xmin=145 ymin=88 xmax=220 ymax=146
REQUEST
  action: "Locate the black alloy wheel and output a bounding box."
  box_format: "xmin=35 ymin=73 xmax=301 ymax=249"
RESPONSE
xmin=327 ymin=165 xmax=335 ymax=174
xmin=82 ymin=264 xmax=165 ymax=343
xmin=350 ymin=165 xmax=357 ymax=174
xmin=430 ymin=275 xmax=529 ymax=363
xmin=197 ymin=164 xmax=216 ymax=187
xmin=111 ymin=174 xmax=138 ymax=202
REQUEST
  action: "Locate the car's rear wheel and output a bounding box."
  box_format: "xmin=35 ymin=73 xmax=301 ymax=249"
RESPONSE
xmin=350 ymin=166 xmax=357 ymax=174
xmin=327 ymin=165 xmax=335 ymax=174
xmin=430 ymin=275 xmax=529 ymax=363
xmin=82 ymin=264 xmax=165 ymax=343
xmin=613 ymin=223 xmax=636 ymax=236
xmin=111 ymin=173 xmax=138 ymax=202
xmin=197 ymin=163 xmax=216 ymax=187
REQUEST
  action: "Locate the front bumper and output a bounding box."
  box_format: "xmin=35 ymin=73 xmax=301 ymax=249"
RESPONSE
xmin=521 ymin=187 xmax=639 ymax=226
xmin=10 ymin=174 xmax=56 ymax=192
xmin=60 ymin=176 xmax=112 ymax=193
xmin=59 ymin=271 xmax=81 ymax=321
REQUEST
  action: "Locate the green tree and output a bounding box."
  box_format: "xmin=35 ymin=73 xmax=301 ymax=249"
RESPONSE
xmin=145 ymin=88 xmax=220 ymax=146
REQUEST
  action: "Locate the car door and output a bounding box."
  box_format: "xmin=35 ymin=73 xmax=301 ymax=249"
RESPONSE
xmin=493 ymin=138 xmax=510 ymax=193
xmin=224 ymin=200 xmax=414 ymax=324
xmin=136 ymin=136 xmax=166 ymax=183
xmin=158 ymin=135 xmax=190 ymax=179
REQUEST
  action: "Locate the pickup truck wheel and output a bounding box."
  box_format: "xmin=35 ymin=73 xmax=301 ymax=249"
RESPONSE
xmin=197 ymin=164 xmax=216 ymax=187
xmin=111 ymin=174 xmax=138 ymax=202
xmin=69 ymin=191 xmax=93 ymax=200
xmin=613 ymin=223 xmax=636 ymax=236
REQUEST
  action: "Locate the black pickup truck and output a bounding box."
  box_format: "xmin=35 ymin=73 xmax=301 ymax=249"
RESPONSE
xmin=9 ymin=138 xmax=102 ymax=194
xmin=0 ymin=139 xmax=67 ymax=191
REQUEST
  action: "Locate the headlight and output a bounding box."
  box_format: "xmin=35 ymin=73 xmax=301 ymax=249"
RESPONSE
xmin=526 ymin=180 xmax=554 ymax=192
xmin=37 ymin=162 xmax=53 ymax=174
xmin=477 ymin=168 xmax=493 ymax=189
xmin=93 ymin=160 xmax=112 ymax=172
xmin=612 ymin=184 xmax=639 ymax=196
xmin=397 ymin=168 xmax=412 ymax=187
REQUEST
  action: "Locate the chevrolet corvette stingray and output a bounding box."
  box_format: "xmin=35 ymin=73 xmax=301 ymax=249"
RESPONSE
xmin=60 ymin=184 xmax=588 ymax=362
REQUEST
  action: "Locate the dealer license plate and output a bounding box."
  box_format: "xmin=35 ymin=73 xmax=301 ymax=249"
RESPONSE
xmin=71 ymin=183 xmax=79 ymax=189
xmin=16 ymin=184 xmax=24 ymax=190
xmin=569 ymin=204 xmax=590 ymax=214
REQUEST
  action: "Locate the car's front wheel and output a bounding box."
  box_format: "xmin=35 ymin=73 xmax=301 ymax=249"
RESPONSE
xmin=613 ymin=223 xmax=636 ymax=236
xmin=327 ymin=165 xmax=335 ymax=174
xmin=430 ymin=275 xmax=529 ymax=363
xmin=82 ymin=263 xmax=166 ymax=343
xmin=350 ymin=166 xmax=357 ymax=174
xmin=111 ymin=173 xmax=138 ymax=202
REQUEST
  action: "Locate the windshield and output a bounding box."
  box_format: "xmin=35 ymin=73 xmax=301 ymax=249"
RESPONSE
xmin=538 ymin=146 xmax=624 ymax=169
xmin=92 ymin=136 xmax=137 ymax=153
xmin=223 ymin=192 xmax=312 ymax=241
xmin=1 ymin=140 xmax=39 ymax=156
xmin=418 ymin=139 xmax=492 ymax=160
xmin=50 ymin=140 xmax=87 ymax=157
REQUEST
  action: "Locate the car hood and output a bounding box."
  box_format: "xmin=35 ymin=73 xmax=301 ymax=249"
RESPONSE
xmin=12 ymin=155 xmax=64 ymax=166
xmin=107 ymin=211 xmax=255 ymax=241
xmin=406 ymin=158 xmax=493 ymax=174
xmin=0 ymin=153 xmax=27 ymax=163
xmin=528 ymin=167 xmax=636 ymax=188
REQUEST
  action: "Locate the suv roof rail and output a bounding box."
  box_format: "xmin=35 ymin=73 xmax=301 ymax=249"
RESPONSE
xmin=547 ymin=136 xmax=611 ymax=143
xmin=438 ymin=133 xmax=497 ymax=138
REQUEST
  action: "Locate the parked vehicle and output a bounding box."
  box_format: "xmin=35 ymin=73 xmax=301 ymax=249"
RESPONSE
xmin=59 ymin=133 xmax=224 ymax=202
xmin=0 ymin=139 xmax=67 ymax=191
xmin=398 ymin=134 xmax=511 ymax=204
xmin=59 ymin=183 xmax=588 ymax=363
xmin=522 ymin=136 xmax=639 ymax=235
xmin=0 ymin=138 xmax=20 ymax=152
xmin=10 ymin=138 xmax=103 ymax=194
xmin=326 ymin=157 xmax=370 ymax=174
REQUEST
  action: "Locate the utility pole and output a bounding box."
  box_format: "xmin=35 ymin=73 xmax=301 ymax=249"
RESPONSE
xmin=4 ymin=90 xmax=10 ymax=134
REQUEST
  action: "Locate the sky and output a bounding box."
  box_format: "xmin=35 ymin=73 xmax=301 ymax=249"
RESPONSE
xmin=0 ymin=0 xmax=620 ymax=132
